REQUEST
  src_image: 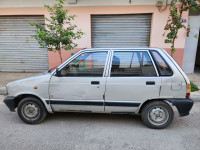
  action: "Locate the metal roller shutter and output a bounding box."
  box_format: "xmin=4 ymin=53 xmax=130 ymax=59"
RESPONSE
xmin=0 ymin=16 xmax=49 ymax=72
xmin=91 ymin=14 xmax=152 ymax=48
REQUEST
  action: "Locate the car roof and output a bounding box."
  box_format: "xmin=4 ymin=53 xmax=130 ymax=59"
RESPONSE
xmin=79 ymin=48 xmax=162 ymax=52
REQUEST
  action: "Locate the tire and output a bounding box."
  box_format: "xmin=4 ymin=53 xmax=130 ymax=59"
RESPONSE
xmin=17 ymin=97 xmax=47 ymax=124
xmin=141 ymin=101 xmax=174 ymax=129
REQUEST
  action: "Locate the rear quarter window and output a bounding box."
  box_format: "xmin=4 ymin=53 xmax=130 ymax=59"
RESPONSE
xmin=150 ymin=51 xmax=173 ymax=76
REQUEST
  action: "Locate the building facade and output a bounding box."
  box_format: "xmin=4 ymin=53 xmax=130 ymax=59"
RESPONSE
xmin=0 ymin=0 xmax=194 ymax=72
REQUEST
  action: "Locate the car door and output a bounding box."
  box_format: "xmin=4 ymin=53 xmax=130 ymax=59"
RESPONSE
xmin=49 ymin=50 xmax=109 ymax=112
xmin=105 ymin=50 xmax=162 ymax=113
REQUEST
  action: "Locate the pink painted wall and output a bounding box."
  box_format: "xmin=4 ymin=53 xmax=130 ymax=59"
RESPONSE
xmin=0 ymin=5 xmax=188 ymax=68
xmin=164 ymin=48 xmax=184 ymax=66
xmin=48 ymin=48 xmax=81 ymax=69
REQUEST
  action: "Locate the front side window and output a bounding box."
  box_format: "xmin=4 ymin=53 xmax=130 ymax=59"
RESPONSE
xmin=60 ymin=52 xmax=108 ymax=77
xmin=111 ymin=51 xmax=157 ymax=77
xmin=150 ymin=51 xmax=173 ymax=76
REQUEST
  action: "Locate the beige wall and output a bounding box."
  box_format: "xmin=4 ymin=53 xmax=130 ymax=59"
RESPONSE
xmin=0 ymin=5 xmax=188 ymax=68
xmin=0 ymin=4 xmax=188 ymax=49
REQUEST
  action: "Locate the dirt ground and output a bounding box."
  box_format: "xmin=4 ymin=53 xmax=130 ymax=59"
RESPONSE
xmin=0 ymin=94 xmax=200 ymax=150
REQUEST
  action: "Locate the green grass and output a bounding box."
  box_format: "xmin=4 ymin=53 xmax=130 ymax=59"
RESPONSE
xmin=190 ymin=81 xmax=199 ymax=92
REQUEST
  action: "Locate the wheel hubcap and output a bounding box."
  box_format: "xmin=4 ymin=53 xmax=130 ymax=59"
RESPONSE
xmin=148 ymin=106 xmax=169 ymax=126
xmin=22 ymin=102 xmax=40 ymax=120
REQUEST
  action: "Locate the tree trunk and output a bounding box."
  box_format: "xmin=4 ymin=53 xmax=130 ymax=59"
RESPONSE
xmin=58 ymin=49 xmax=62 ymax=63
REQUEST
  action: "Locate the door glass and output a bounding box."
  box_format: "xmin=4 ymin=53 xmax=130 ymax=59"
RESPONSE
xmin=111 ymin=51 xmax=157 ymax=76
xmin=60 ymin=52 xmax=108 ymax=77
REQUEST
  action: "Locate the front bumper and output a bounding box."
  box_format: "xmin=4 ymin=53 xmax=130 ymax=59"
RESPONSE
xmin=4 ymin=96 xmax=15 ymax=112
xmin=167 ymin=98 xmax=193 ymax=117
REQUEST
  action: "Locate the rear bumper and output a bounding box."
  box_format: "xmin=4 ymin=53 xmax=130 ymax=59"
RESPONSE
xmin=167 ymin=99 xmax=193 ymax=117
xmin=4 ymin=96 xmax=15 ymax=112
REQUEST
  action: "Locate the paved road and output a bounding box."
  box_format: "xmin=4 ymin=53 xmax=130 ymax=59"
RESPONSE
xmin=0 ymin=95 xmax=200 ymax=150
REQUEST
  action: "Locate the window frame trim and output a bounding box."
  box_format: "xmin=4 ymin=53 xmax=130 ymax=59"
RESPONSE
xmin=147 ymin=50 xmax=159 ymax=76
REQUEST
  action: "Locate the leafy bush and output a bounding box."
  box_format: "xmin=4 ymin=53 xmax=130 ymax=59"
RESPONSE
xmin=29 ymin=0 xmax=84 ymax=63
xmin=190 ymin=81 xmax=199 ymax=92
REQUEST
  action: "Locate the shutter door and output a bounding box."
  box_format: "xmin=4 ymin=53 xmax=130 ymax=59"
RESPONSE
xmin=91 ymin=14 xmax=152 ymax=48
xmin=0 ymin=16 xmax=49 ymax=72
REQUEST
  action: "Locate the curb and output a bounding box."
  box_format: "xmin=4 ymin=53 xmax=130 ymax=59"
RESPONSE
xmin=190 ymin=91 xmax=200 ymax=102
xmin=0 ymin=88 xmax=7 ymax=95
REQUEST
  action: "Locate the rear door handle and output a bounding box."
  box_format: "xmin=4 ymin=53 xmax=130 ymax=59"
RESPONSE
xmin=146 ymin=81 xmax=155 ymax=85
xmin=91 ymin=81 xmax=100 ymax=85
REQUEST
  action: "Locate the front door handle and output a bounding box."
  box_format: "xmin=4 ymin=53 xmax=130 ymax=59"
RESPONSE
xmin=146 ymin=81 xmax=155 ymax=85
xmin=91 ymin=81 xmax=100 ymax=85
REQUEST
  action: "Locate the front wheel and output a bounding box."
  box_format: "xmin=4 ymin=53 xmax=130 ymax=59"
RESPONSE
xmin=17 ymin=97 xmax=47 ymax=124
xmin=141 ymin=101 xmax=174 ymax=129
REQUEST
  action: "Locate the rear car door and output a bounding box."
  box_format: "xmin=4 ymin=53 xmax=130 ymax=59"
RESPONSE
xmin=49 ymin=50 xmax=109 ymax=112
xmin=105 ymin=50 xmax=162 ymax=112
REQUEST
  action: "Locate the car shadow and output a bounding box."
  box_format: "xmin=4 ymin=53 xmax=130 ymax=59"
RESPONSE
xmin=45 ymin=112 xmax=143 ymax=126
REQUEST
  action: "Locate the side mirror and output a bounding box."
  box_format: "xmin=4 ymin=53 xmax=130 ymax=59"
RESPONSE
xmin=56 ymin=68 xmax=61 ymax=77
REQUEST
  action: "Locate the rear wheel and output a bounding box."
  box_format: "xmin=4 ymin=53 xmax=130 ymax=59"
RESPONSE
xmin=17 ymin=97 xmax=47 ymax=124
xmin=141 ymin=101 xmax=174 ymax=129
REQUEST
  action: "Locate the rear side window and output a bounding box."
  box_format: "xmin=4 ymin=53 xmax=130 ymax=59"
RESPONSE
xmin=110 ymin=51 xmax=157 ymax=77
xmin=150 ymin=51 xmax=173 ymax=76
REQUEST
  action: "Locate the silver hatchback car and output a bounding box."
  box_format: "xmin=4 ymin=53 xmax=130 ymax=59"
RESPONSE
xmin=4 ymin=48 xmax=193 ymax=129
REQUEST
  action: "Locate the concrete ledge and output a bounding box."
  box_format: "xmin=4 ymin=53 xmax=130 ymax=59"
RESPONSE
xmin=190 ymin=91 xmax=200 ymax=102
xmin=0 ymin=88 xmax=7 ymax=95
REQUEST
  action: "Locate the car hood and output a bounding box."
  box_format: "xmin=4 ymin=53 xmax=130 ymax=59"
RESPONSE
xmin=6 ymin=72 xmax=51 ymax=87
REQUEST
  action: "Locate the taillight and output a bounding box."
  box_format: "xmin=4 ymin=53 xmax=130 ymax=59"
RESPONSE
xmin=186 ymin=93 xmax=190 ymax=99
xmin=186 ymin=84 xmax=191 ymax=98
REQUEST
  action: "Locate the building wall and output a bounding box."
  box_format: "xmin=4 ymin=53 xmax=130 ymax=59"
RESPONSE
xmin=0 ymin=5 xmax=188 ymax=69
xmin=0 ymin=0 xmax=160 ymax=8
